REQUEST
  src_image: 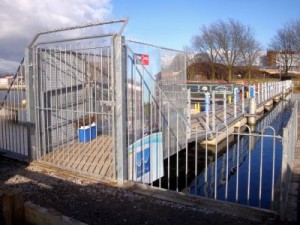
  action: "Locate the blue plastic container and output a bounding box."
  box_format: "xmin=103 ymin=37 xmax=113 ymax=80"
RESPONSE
xmin=78 ymin=124 xmax=97 ymax=142
xmin=250 ymin=86 xmax=255 ymax=98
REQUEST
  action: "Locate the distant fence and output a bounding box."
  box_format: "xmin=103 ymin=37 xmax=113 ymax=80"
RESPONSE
xmin=0 ymin=61 xmax=34 ymax=160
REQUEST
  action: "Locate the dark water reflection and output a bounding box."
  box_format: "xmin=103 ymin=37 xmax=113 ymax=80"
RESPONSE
xmin=154 ymin=100 xmax=292 ymax=210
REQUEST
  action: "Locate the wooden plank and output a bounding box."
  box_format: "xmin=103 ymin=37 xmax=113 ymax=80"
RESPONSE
xmin=24 ymin=202 xmax=87 ymax=225
xmin=100 ymin=156 xmax=112 ymax=177
xmin=70 ymin=137 xmax=103 ymax=170
xmin=61 ymin=141 xmax=83 ymax=167
xmin=76 ymin=136 xmax=104 ymax=171
xmin=2 ymin=188 xmax=24 ymax=225
xmin=43 ymin=142 xmax=70 ymax=164
xmin=41 ymin=134 xmax=114 ymax=178
xmin=63 ymin=141 xmax=88 ymax=168
xmin=92 ymin=141 xmax=111 ymax=174
xmin=86 ymin=136 xmax=111 ymax=174
xmin=79 ymin=137 xmax=103 ymax=171
xmin=82 ymin=136 xmax=106 ymax=172
xmin=56 ymin=140 xmax=86 ymax=166
xmin=70 ymin=145 xmax=91 ymax=170
xmin=94 ymin=139 xmax=112 ymax=176
xmin=87 ymin=137 xmax=110 ymax=173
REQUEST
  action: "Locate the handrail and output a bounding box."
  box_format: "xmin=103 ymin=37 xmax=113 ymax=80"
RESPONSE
xmin=126 ymin=45 xmax=190 ymax=127
xmin=0 ymin=57 xmax=25 ymax=110
xmin=29 ymin=18 xmax=128 ymax=48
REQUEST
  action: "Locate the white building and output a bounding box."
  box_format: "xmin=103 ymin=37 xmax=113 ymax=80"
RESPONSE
xmin=0 ymin=76 xmax=14 ymax=88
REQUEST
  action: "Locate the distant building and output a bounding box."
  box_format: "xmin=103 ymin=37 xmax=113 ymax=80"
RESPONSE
xmin=0 ymin=76 xmax=14 ymax=87
xmin=266 ymin=50 xmax=300 ymax=74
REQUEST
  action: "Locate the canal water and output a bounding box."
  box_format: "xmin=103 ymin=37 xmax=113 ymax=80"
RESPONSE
xmin=154 ymin=99 xmax=292 ymax=210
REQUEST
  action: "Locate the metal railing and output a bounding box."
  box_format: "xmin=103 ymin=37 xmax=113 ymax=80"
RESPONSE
xmin=187 ymin=96 xmax=291 ymax=209
xmin=188 ymin=80 xmax=293 ymax=141
xmin=0 ymin=59 xmax=32 ymax=159
xmin=27 ymin=19 xmax=129 ymax=179
xmin=280 ymin=100 xmax=298 ymax=219
xmin=0 ymin=18 xmax=297 ymax=216
xmin=131 ymin=83 xmax=296 ymax=214
xmin=125 ymin=41 xmax=188 ymax=188
xmin=0 ymin=19 xmax=129 ymax=180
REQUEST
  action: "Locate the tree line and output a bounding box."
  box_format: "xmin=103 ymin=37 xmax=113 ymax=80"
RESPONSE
xmin=189 ymin=18 xmax=300 ymax=81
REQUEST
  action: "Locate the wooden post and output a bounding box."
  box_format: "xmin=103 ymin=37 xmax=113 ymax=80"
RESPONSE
xmin=2 ymin=189 xmax=24 ymax=225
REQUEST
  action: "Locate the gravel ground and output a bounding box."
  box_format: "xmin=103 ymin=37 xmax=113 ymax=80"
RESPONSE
xmin=0 ymin=155 xmax=295 ymax=225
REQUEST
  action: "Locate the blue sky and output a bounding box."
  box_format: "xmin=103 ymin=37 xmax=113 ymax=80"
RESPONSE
xmin=1 ymin=0 xmax=300 ymax=72
xmin=111 ymin=0 xmax=300 ymax=50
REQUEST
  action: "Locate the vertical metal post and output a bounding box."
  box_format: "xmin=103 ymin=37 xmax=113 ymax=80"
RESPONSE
xmin=176 ymin=114 xmax=179 ymax=192
xmin=141 ymin=65 xmax=145 ymax=184
xmin=194 ymin=124 xmax=198 ymax=195
xmin=24 ymin=48 xmax=37 ymax=160
xmin=248 ymin=85 xmax=256 ymax=125
xmin=187 ymin=88 xmax=191 ymax=139
xmin=214 ymin=138 xmax=218 ymax=200
xmin=223 ymin=90 xmax=227 ymax=125
xmin=25 ymin=48 xmax=35 ymax=123
xmin=257 ymin=83 xmax=260 ymax=105
xmin=205 ymin=92 xmax=210 ymax=128
xmin=234 ymin=87 xmax=238 ymax=118
xmin=114 ymin=35 xmax=127 ymax=184
xmin=247 ymin=130 xmax=251 ymax=205
xmin=280 ymin=127 xmax=288 ymax=219
xmin=242 ymin=85 xmax=245 ymax=113
xmin=167 ymin=102 xmax=170 ymax=190
xmin=34 ymin=48 xmax=42 ymax=160
xmin=212 ymin=91 xmax=215 ymax=131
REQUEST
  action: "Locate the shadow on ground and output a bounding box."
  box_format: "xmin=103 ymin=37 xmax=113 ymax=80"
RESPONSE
xmin=0 ymin=155 xmax=296 ymax=225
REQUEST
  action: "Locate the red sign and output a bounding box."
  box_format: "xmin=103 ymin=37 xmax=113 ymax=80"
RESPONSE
xmin=141 ymin=54 xmax=149 ymax=65
xmin=134 ymin=54 xmax=149 ymax=65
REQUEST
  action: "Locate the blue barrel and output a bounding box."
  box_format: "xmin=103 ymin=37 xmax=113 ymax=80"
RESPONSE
xmin=204 ymin=92 xmax=210 ymax=112
xmin=234 ymin=87 xmax=239 ymax=103
xmin=250 ymin=86 xmax=255 ymax=98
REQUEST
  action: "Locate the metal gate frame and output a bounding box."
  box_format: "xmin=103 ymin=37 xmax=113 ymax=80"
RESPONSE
xmin=25 ymin=19 xmax=128 ymax=181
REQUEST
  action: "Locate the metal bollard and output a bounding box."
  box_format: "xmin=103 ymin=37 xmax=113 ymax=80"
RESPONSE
xmin=234 ymin=87 xmax=238 ymax=117
xmin=223 ymin=90 xmax=227 ymax=125
xmin=212 ymin=91 xmax=216 ymax=131
xmin=248 ymin=85 xmax=256 ymax=125
xmin=205 ymin=92 xmax=210 ymax=128
xmin=228 ymin=95 xmax=232 ymax=103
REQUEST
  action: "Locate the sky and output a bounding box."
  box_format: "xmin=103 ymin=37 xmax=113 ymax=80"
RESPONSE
xmin=0 ymin=0 xmax=300 ymax=73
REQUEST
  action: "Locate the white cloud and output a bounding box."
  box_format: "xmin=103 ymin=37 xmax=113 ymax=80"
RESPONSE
xmin=0 ymin=0 xmax=112 ymax=72
xmin=0 ymin=58 xmax=19 ymax=73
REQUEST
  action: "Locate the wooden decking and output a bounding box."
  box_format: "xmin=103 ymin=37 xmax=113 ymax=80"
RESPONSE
xmin=42 ymin=135 xmax=114 ymax=178
xmin=189 ymin=101 xmax=246 ymax=142
xmin=189 ymin=93 xmax=284 ymax=142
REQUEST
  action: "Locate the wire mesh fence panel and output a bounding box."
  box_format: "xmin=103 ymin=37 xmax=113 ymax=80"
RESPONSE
xmin=0 ymin=61 xmax=30 ymax=159
xmin=28 ymin=19 xmax=128 ymax=178
xmin=126 ymin=40 xmax=188 ymax=188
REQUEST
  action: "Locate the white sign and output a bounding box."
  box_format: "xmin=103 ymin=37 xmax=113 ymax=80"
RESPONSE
xmin=128 ymin=132 xmax=164 ymax=183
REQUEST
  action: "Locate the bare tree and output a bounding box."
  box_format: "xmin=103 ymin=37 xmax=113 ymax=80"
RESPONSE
xmin=191 ymin=19 xmax=260 ymax=81
xmin=240 ymin=35 xmax=261 ymax=79
xmin=213 ymin=19 xmax=253 ymax=82
xmin=192 ymin=25 xmax=219 ymax=80
xmin=183 ymin=46 xmax=196 ymax=80
xmin=288 ymin=19 xmax=300 ymax=50
xmin=269 ymin=19 xmax=300 ymax=76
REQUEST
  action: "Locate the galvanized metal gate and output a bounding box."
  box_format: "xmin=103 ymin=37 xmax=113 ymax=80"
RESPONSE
xmin=28 ymin=19 xmax=128 ymax=179
xmin=125 ymin=40 xmax=188 ymax=184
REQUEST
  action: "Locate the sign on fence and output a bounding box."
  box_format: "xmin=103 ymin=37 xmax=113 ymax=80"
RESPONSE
xmin=134 ymin=54 xmax=149 ymax=65
xmin=128 ymin=132 xmax=164 ymax=183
